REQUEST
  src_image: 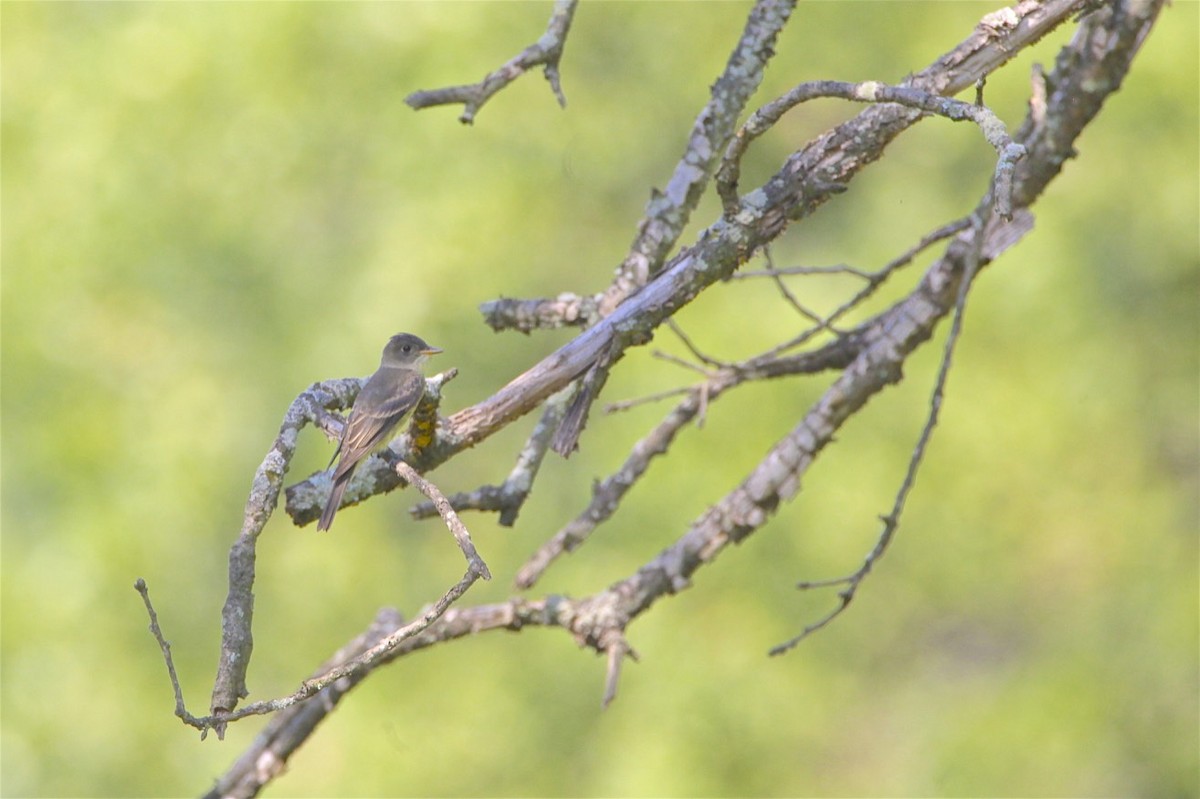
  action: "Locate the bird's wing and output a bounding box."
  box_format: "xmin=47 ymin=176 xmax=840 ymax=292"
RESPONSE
xmin=333 ymin=368 xmax=426 ymax=479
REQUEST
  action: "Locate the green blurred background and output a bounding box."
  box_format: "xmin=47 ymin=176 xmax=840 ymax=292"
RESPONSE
xmin=2 ymin=3 xmax=1196 ymax=797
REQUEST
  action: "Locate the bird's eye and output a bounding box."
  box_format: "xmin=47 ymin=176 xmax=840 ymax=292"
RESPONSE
xmin=402 ymin=345 xmax=412 ymax=352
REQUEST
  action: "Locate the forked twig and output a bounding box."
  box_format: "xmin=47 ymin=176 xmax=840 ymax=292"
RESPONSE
xmin=138 ymin=568 xmax=486 ymax=738
xmin=405 ymin=0 xmax=577 ymax=124
xmin=757 ymin=217 xmax=972 ymax=361
xmin=204 ymin=607 xmax=406 ymax=799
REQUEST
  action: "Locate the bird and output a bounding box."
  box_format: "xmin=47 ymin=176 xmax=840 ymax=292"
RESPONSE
xmin=317 ymin=333 xmax=442 ymax=531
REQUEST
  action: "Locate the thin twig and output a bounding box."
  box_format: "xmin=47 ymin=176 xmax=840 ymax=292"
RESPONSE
xmin=135 ymin=579 xmax=208 ymax=731
xmin=603 ymin=386 xmax=693 ymax=414
xmin=762 ymin=247 xmax=845 ymax=338
xmin=395 ymin=462 xmax=491 ymax=580
xmin=665 ymin=318 xmax=729 ymax=369
xmin=405 ymin=0 xmax=577 ymax=125
xmin=652 ymin=350 xmax=716 ymax=376
xmin=757 ymin=217 xmax=972 ymax=361
xmin=732 ymin=263 xmax=875 ymax=280
xmin=140 ymin=567 xmax=487 ymax=737
xmin=770 ymin=209 xmax=991 ymax=656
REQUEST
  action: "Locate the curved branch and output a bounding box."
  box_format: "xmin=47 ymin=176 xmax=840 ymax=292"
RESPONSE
xmin=144 ymin=567 xmax=485 ymax=739
xmin=716 ymin=80 xmax=1026 ymax=218
xmin=209 ymin=377 xmax=361 ymax=720
xmin=210 ymin=371 xmax=455 ymax=722
xmin=203 ymin=608 xmax=405 ymax=799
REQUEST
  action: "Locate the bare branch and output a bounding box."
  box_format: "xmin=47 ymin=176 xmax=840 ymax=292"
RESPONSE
xmin=481 ymin=0 xmax=797 ymax=335
xmin=395 ymin=462 xmax=491 ymax=581
xmin=761 ymin=247 xmax=846 ymax=338
xmin=205 ymin=371 xmax=455 ymax=723
xmin=598 ymin=0 xmax=798 ymax=315
xmin=717 ymin=80 xmax=1026 ymax=218
xmin=603 ymin=385 xmax=693 ymax=415
xmin=665 ymin=318 xmax=729 ymax=370
xmin=405 ymin=0 xmax=578 ymax=125
xmin=732 ymin=262 xmax=875 ymax=280
xmin=515 ymin=340 xmax=858 ymax=590
xmin=284 ymin=0 xmax=1091 ymax=523
xmin=479 ymin=292 xmax=599 ymax=333
xmin=771 ymin=209 xmax=991 ymax=655
xmin=513 ymin=202 xmax=983 ymax=590
xmin=545 ymin=0 xmax=799 ymax=452
xmin=650 ymin=350 xmax=714 ymax=377
xmin=135 ymin=579 xmax=208 ymax=731
xmin=147 ymin=567 xmax=487 ymax=739
xmin=562 ymin=214 xmax=1036 ymax=650
xmin=204 ymin=607 xmax=406 ymax=799
xmin=208 ymin=376 xmax=362 ymax=721
xmin=754 ymin=217 xmax=973 ymax=362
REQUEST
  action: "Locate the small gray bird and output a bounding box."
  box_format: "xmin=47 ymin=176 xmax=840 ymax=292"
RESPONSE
xmin=317 ymin=333 xmax=442 ymax=531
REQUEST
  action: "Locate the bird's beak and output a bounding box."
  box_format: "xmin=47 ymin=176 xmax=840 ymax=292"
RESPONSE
xmin=422 ymin=346 xmax=443 ymax=356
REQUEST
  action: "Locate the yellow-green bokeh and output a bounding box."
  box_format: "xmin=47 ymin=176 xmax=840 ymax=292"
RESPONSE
xmin=2 ymin=3 xmax=1196 ymax=797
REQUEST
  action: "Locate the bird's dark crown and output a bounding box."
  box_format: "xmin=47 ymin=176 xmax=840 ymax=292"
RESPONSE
xmin=381 ymin=332 xmax=441 ymax=366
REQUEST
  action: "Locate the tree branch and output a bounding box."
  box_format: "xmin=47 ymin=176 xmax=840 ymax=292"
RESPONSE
xmin=283 ymin=0 xmax=1091 ymax=526
xmin=716 ymin=80 xmax=1027 ymax=219
xmin=514 ymin=213 xmax=971 ymax=588
xmin=168 ymin=2 xmax=1165 ymax=778
xmin=405 ymin=0 xmax=578 ymax=125
xmin=144 ymin=567 xmax=485 ymax=740
xmin=770 ymin=209 xmax=992 ymax=655
xmin=203 ymin=607 xmax=405 ymax=799
xmin=209 ymin=371 xmax=455 ymax=722
xmin=395 ymin=461 xmax=491 ymax=581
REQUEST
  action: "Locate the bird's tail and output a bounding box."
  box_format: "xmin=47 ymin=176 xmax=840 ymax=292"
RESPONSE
xmin=317 ymin=472 xmax=351 ymax=531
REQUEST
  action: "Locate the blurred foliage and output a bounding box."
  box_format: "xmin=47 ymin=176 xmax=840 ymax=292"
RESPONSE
xmin=2 ymin=2 xmax=1197 ymax=797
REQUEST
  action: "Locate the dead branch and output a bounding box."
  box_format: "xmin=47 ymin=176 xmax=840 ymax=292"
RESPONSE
xmin=142 ymin=567 xmax=485 ymax=740
xmin=395 ymin=461 xmax=491 ymax=580
xmin=282 ymin=0 xmax=1090 ymax=526
xmin=717 ymin=79 xmax=1027 ymax=218
xmin=137 ymin=6 xmax=1165 ymax=790
xmin=209 ymin=372 xmax=456 ymax=722
xmin=203 ymin=608 xmax=405 ymax=799
xmin=405 ymin=0 xmax=578 ymax=124
xmin=771 ymin=209 xmax=992 ymax=655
